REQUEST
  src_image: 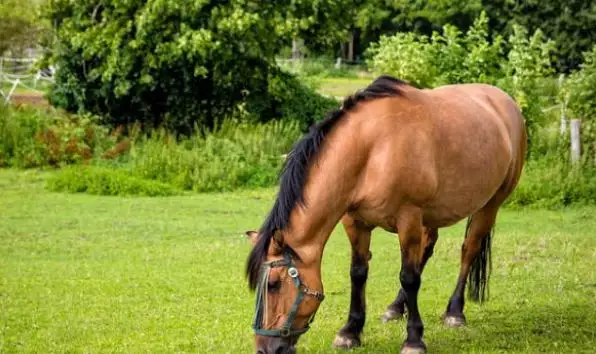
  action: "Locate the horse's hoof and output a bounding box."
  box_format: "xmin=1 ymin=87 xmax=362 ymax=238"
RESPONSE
xmin=443 ymin=314 xmax=466 ymax=328
xmin=400 ymin=343 xmax=427 ymax=354
xmin=381 ymin=308 xmax=404 ymax=323
xmin=332 ymin=333 xmax=361 ymax=349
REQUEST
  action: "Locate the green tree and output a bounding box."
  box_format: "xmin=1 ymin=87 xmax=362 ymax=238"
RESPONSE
xmin=483 ymin=0 xmax=596 ymax=72
xmin=0 ymin=0 xmax=46 ymax=55
xmin=44 ymin=0 xmax=337 ymax=133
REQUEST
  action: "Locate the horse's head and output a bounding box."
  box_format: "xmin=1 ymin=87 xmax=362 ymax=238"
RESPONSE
xmin=245 ymin=231 xmax=325 ymax=354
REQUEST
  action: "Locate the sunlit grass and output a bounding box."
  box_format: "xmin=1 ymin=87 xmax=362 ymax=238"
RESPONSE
xmin=0 ymin=169 xmax=594 ymax=353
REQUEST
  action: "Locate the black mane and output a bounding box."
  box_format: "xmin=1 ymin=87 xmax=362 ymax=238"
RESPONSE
xmin=246 ymin=75 xmax=405 ymax=289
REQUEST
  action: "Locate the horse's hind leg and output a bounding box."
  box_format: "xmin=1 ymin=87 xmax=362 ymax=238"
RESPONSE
xmin=382 ymin=227 xmax=438 ymax=323
xmin=443 ymin=204 xmax=498 ymax=327
xmin=333 ymin=215 xmax=373 ymax=349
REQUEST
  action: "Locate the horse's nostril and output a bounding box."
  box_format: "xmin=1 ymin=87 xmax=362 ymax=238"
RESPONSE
xmin=256 ymin=350 xmax=266 ymax=354
xmin=274 ymin=347 xmax=286 ymax=354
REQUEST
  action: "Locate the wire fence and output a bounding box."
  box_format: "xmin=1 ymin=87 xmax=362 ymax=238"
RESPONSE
xmin=0 ymin=57 xmax=54 ymax=104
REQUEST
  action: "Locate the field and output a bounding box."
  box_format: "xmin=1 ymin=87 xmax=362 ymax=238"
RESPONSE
xmin=1 ymin=169 xmax=595 ymax=353
xmin=317 ymin=77 xmax=373 ymax=98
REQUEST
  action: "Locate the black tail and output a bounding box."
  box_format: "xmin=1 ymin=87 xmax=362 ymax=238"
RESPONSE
xmin=465 ymin=217 xmax=493 ymax=303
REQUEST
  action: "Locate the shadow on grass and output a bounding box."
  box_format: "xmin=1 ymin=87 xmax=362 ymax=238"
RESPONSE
xmin=308 ymin=303 xmax=595 ymax=354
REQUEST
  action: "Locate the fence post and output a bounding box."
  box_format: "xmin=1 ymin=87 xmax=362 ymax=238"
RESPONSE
xmin=570 ymin=119 xmax=581 ymax=164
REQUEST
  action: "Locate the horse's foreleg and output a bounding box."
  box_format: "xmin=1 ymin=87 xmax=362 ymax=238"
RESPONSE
xmin=382 ymin=228 xmax=438 ymax=323
xmin=397 ymin=208 xmax=427 ymax=354
xmin=443 ymin=206 xmax=497 ymax=327
xmin=333 ymin=215 xmax=373 ymax=349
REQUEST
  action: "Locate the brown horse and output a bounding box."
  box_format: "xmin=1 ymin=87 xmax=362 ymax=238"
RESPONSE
xmin=244 ymin=76 xmax=527 ymax=354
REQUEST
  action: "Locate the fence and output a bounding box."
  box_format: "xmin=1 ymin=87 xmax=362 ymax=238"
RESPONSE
xmin=0 ymin=57 xmax=54 ymax=104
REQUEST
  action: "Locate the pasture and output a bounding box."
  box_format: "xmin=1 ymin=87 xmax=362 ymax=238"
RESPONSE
xmin=1 ymin=169 xmax=595 ymax=353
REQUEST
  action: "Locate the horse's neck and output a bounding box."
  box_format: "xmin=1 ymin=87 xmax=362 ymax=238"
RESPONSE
xmin=284 ymin=146 xmax=357 ymax=267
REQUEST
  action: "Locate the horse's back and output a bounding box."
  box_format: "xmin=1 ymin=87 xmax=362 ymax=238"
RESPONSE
xmin=418 ymin=84 xmax=526 ymax=226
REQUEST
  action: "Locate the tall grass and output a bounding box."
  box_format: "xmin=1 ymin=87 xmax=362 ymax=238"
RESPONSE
xmin=124 ymin=120 xmax=301 ymax=192
xmin=3 ymin=104 xmax=595 ymax=205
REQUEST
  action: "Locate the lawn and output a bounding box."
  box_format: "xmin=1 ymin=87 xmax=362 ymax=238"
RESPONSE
xmin=0 ymin=169 xmax=595 ymax=353
xmin=316 ymin=77 xmax=374 ymax=98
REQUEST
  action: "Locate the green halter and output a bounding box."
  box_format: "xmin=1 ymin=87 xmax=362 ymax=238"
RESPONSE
xmin=253 ymin=251 xmax=325 ymax=338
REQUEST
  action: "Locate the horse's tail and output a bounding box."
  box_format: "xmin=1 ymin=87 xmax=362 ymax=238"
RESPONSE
xmin=465 ymin=217 xmax=493 ymax=303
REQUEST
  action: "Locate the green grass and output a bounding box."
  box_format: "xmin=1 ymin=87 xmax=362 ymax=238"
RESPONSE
xmin=1 ymin=169 xmax=595 ymax=353
xmin=316 ymin=77 xmax=375 ymax=98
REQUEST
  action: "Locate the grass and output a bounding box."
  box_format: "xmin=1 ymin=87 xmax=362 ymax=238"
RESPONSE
xmin=0 ymin=169 xmax=595 ymax=353
xmin=316 ymin=77 xmax=375 ymax=98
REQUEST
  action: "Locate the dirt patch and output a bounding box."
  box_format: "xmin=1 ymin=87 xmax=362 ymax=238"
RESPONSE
xmin=8 ymin=92 xmax=49 ymax=107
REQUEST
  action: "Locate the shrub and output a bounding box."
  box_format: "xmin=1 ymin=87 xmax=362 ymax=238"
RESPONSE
xmin=366 ymin=12 xmax=503 ymax=88
xmin=47 ymin=166 xmax=179 ymax=197
xmin=565 ymin=45 xmax=596 ymax=160
xmin=0 ymin=105 xmax=119 ymax=168
xmin=506 ymin=159 xmax=596 ymax=208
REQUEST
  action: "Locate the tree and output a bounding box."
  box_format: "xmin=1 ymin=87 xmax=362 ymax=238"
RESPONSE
xmin=0 ymin=0 xmax=46 ymax=56
xmin=483 ymin=0 xmax=596 ymax=72
xmin=44 ymin=0 xmax=337 ymax=133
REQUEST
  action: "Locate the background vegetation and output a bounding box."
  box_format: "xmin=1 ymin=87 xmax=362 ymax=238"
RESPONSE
xmin=1 ymin=2 xmax=595 ymax=353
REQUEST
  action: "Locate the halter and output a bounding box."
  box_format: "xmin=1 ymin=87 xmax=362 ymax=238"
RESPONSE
xmin=253 ymin=251 xmax=325 ymax=338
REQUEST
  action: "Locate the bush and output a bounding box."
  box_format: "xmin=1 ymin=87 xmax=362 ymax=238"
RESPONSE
xmin=0 ymin=105 xmax=120 ymax=168
xmin=47 ymin=165 xmax=179 ymax=197
xmin=366 ymin=12 xmax=503 ymax=88
xmin=506 ymin=159 xmax=596 ymax=208
xmin=366 ymin=12 xmax=557 ymax=155
xmin=565 ymin=45 xmax=596 ymax=160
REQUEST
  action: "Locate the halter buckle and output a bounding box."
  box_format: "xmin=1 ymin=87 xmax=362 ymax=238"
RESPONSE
xmin=280 ymin=328 xmax=291 ymax=337
xmin=288 ymin=267 xmax=299 ymax=278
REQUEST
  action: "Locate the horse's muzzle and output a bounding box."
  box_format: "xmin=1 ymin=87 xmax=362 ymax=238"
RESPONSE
xmin=256 ymin=337 xmax=296 ymax=354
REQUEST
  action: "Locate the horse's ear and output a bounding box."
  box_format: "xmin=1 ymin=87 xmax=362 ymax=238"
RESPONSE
xmin=245 ymin=230 xmax=259 ymax=244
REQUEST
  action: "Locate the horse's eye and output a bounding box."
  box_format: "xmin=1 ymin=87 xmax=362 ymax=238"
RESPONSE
xmin=267 ymin=279 xmax=281 ymax=293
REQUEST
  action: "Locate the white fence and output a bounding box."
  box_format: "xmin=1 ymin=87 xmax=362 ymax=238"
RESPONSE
xmin=0 ymin=57 xmax=54 ymax=104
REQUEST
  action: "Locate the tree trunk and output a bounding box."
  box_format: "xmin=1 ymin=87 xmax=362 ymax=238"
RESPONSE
xmin=347 ymin=30 xmax=355 ymax=62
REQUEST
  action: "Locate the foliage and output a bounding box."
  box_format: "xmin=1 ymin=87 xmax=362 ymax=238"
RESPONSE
xmin=44 ymin=0 xmax=339 ymax=133
xmin=367 ymin=13 xmax=558 ymax=153
xmin=47 ymin=165 xmax=179 ymax=196
xmin=565 ymin=45 xmax=596 ymax=159
xmin=506 ymin=159 xmax=596 ymax=208
xmin=0 ymin=105 xmax=119 ymax=168
xmin=483 ymin=0 xmax=596 ymax=72
xmin=124 ymin=119 xmax=301 ymax=192
xmin=366 ymin=12 xmax=505 ymax=88
xmin=0 ymin=0 xmax=46 ymax=55
xmin=0 ymin=105 xmax=304 ymax=193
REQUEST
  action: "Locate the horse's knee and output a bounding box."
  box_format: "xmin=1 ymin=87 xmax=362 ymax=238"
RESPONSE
xmin=350 ymin=255 xmax=369 ymax=286
xmin=400 ymin=267 xmax=421 ymax=292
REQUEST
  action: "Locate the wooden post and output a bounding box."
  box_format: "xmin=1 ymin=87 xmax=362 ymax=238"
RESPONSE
xmin=570 ymin=119 xmax=581 ymax=164
xmin=335 ymin=57 xmax=342 ymax=70
xmin=291 ymin=38 xmax=300 ymax=60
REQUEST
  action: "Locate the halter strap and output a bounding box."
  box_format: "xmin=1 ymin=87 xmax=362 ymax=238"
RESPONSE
xmin=253 ymin=251 xmax=325 ymax=337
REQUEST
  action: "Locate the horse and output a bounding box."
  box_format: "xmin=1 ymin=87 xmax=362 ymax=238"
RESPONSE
xmin=244 ymin=75 xmax=527 ymax=354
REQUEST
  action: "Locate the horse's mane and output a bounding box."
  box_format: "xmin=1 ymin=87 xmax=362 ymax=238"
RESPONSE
xmin=246 ymin=75 xmax=405 ymax=289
